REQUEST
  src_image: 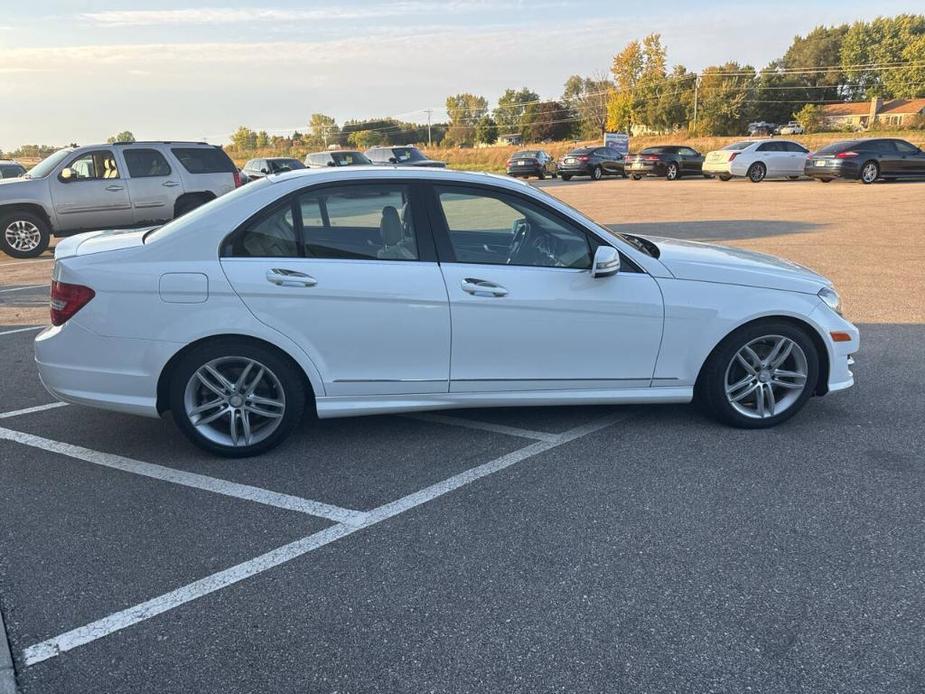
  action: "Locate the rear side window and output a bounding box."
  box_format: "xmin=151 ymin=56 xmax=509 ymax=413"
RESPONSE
xmin=123 ymin=149 xmax=172 ymax=178
xmin=756 ymin=142 xmax=781 ymax=152
xmin=171 ymin=147 xmax=235 ymax=174
xmin=233 ymin=203 xmax=297 ymax=258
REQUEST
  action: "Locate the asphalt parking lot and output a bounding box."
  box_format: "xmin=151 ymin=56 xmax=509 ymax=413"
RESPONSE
xmin=1 ymin=177 xmax=924 ymax=693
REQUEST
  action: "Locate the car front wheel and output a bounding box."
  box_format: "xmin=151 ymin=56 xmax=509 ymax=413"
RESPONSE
xmin=169 ymin=339 xmax=307 ymax=457
xmin=0 ymin=211 xmax=51 ymax=258
xmin=696 ymin=321 xmax=819 ymax=428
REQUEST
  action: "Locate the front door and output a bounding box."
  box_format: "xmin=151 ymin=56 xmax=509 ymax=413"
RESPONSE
xmin=122 ymin=148 xmax=181 ymax=225
xmin=428 ymin=183 xmax=663 ymax=392
xmin=49 ymin=148 xmax=133 ymax=232
xmin=894 ymin=139 xmax=925 ymax=176
xmin=220 ymin=181 xmax=451 ymax=397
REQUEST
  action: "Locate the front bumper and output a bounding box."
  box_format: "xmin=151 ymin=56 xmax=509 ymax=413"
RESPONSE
xmin=34 ymin=322 xmax=176 ymax=418
xmin=810 ymin=302 xmax=859 ymax=394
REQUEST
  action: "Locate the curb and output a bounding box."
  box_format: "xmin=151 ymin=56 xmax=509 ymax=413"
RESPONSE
xmin=0 ymin=602 xmax=16 ymax=694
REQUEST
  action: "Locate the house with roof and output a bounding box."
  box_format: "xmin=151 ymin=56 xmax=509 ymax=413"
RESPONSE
xmin=822 ymin=97 xmax=925 ymax=129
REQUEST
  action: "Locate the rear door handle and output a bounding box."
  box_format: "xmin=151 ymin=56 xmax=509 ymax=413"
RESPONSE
xmin=105 ymin=184 xmax=124 ymax=191
xmin=461 ymin=278 xmax=508 ymax=297
xmin=266 ymin=268 xmax=317 ymax=287
xmin=162 ymin=180 xmax=180 ymax=187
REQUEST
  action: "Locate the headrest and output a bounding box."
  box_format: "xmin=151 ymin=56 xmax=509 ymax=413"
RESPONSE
xmin=380 ymin=206 xmax=403 ymax=246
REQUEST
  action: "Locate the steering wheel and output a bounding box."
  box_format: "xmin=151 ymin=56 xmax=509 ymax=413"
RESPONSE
xmin=506 ymin=218 xmax=531 ymax=264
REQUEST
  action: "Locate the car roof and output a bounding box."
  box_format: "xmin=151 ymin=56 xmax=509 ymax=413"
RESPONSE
xmin=308 ymin=149 xmax=364 ymax=155
xmin=264 ymin=165 xmax=530 ymax=190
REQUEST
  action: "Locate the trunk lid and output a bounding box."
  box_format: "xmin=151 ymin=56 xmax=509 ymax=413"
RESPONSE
xmin=54 ymin=228 xmax=152 ymax=259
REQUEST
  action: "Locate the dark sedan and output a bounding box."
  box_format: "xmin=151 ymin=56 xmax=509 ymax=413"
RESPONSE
xmin=241 ymin=157 xmax=305 ymax=182
xmin=805 ymin=138 xmax=925 ymax=184
xmin=506 ymin=150 xmax=557 ymax=179
xmin=627 ymin=146 xmax=705 ymax=180
xmin=557 ymin=146 xmax=625 ymax=181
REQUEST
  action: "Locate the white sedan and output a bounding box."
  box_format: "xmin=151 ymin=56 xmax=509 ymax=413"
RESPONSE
xmin=36 ymin=167 xmax=858 ymax=457
xmin=704 ymin=139 xmax=810 ymax=182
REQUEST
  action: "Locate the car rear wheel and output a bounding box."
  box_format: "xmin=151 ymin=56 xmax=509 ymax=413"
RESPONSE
xmin=718 ymin=174 xmax=732 ymax=181
xmin=591 ymin=166 xmax=603 ymax=181
xmin=632 ymin=174 xmax=642 ymax=180
xmin=0 ymin=211 xmax=50 ymax=259
xmin=747 ymin=162 xmax=767 ymax=183
xmin=561 ymin=174 xmax=572 ymax=181
xmin=666 ymin=163 xmax=680 ymax=180
xmin=818 ymin=178 xmax=833 ymax=183
xmin=169 ymin=339 xmax=307 ymax=457
xmin=860 ymin=161 xmax=879 ymax=184
xmin=696 ymin=321 xmax=819 ymax=429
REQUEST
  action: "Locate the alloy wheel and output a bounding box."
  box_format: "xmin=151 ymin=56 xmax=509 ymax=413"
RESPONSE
xmin=4 ymin=220 xmax=41 ymax=253
xmin=748 ymin=163 xmax=766 ymax=182
xmin=183 ymin=356 xmax=286 ymax=447
xmin=724 ymin=335 xmax=808 ymax=419
xmin=861 ymin=162 xmax=879 ymax=184
xmin=666 ymin=163 xmax=678 ymax=180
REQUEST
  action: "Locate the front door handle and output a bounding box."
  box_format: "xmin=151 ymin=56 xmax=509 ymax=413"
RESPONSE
xmin=266 ymin=268 xmax=317 ymax=287
xmin=461 ymin=278 xmax=508 ymax=297
xmin=162 ymin=180 xmax=180 ymax=187
xmin=105 ymin=184 xmax=124 ymax=191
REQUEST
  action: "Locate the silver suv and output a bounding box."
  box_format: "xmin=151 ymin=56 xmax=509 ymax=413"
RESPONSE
xmin=0 ymin=141 xmax=240 ymax=258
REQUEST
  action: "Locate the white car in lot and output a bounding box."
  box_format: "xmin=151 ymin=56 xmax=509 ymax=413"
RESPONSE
xmin=36 ymin=168 xmax=858 ymax=457
xmin=704 ymin=140 xmax=810 ymax=182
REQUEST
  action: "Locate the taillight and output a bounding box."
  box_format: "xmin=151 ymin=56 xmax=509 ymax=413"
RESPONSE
xmin=578 ymin=156 xmax=589 ymax=162
xmin=232 ymin=170 xmax=242 ymax=187
xmin=50 ymin=281 xmax=95 ymax=326
xmin=644 ymin=155 xmax=659 ymax=161
xmin=728 ymin=152 xmax=739 ymax=161
xmin=836 ymin=151 xmax=858 ymax=159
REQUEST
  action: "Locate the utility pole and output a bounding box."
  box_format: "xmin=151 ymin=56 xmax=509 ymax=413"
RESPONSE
xmin=425 ymin=109 xmax=432 ymax=147
xmin=692 ymin=75 xmax=700 ymax=132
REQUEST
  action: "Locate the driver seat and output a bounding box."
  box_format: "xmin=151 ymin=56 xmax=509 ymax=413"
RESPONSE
xmin=377 ymin=206 xmax=416 ymax=260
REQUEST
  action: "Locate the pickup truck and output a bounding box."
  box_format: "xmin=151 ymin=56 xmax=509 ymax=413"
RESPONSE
xmin=0 ymin=141 xmax=240 ymax=258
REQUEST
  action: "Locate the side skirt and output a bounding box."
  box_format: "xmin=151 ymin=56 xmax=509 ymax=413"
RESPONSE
xmin=315 ymin=387 xmax=693 ymax=419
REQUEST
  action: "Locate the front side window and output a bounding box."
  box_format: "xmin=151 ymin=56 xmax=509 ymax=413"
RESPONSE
xmin=123 ymin=149 xmax=172 ymax=178
xmin=871 ymin=140 xmax=897 ymax=154
xmin=435 ymin=186 xmax=592 ymax=269
xmin=65 ymin=150 xmax=119 ymax=180
xmin=300 ymin=185 xmax=417 ymax=260
xmin=894 ymin=140 xmax=919 ymax=154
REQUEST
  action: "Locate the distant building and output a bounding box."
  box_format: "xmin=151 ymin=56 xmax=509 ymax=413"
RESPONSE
xmin=822 ymin=97 xmax=925 ymax=129
xmin=498 ymin=133 xmax=523 ymax=146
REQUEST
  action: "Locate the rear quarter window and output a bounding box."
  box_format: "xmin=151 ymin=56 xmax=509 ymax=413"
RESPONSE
xmin=171 ymin=147 xmax=235 ymax=174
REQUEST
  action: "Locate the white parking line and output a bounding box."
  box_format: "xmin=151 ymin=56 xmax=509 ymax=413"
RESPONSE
xmin=403 ymin=412 xmax=562 ymax=442
xmin=20 ymin=409 xmax=633 ymax=666
xmin=0 ymin=427 xmax=367 ymax=526
xmin=0 ymin=326 xmax=43 ymax=337
xmin=0 ymin=284 xmax=47 ymax=294
xmin=0 ymin=402 xmax=68 ymax=420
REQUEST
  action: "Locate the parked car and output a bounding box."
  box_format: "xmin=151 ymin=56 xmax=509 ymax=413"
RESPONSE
xmin=804 ymin=138 xmax=925 ymax=184
xmin=557 ymin=147 xmax=626 ymax=181
xmin=0 ymin=142 xmax=240 ymax=258
xmin=35 ymin=168 xmax=857 ymax=457
xmin=627 ymin=146 xmax=705 ymax=180
xmin=365 ymin=146 xmax=445 ymax=168
xmin=748 ymin=122 xmax=777 ymax=136
xmin=241 ymin=157 xmax=305 ymax=181
xmin=703 ymin=140 xmax=809 ymax=182
xmin=506 ymin=150 xmax=557 ymax=179
xmin=0 ymin=160 xmax=27 ymax=179
xmin=778 ymin=121 xmax=805 ymax=135
xmin=305 ymin=150 xmax=373 ymax=168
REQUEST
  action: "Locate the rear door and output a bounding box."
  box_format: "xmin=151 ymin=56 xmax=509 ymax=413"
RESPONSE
xmin=427 ymin=183 xmax=663 ymax=392
xmin=48 ymin=148 xmax=134 ymax=232
xmin=782 ymin=141 xmax=809 ymax=175
xmin=122 ymin=148 xmax=180 ymax=224
xmin=678 ymin=147 xmax=702 ymax=174
xmin=595 ymin=148 xmax=621 ymax=175
xmin=220 ymin=181 xmax=451 ymax=396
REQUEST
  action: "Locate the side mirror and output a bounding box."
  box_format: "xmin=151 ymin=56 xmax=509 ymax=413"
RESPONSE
xmin=59 ymin=167 xmax=75 ymax=182
xmin=260 ymin=167 xmax=269 ymax=175
xmin=327 ymin=161 xmax=336 ymax=167
xmin=388 ymin=157 xmax=398 ymax=164
xmin=592 ymin=245 xmax=620 ymax=278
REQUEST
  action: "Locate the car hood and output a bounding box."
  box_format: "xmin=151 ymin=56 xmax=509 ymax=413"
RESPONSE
xmin=55 ymin=228 xmax=152 ymax=259
xmin=644 ymin=235 xmax=830 ymax=294
xmin=0 ymin=176 xmax=45 ymax=196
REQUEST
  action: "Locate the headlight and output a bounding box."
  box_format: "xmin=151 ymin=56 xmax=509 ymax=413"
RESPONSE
xmin=818 ymin=286 xmax=842 ymax=315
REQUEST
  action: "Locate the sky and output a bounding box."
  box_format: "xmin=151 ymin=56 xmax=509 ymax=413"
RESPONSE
xmin=1 ymin=0 xmax=921 ymax=151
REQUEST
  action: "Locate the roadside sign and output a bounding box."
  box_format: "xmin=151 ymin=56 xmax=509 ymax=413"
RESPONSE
xmin=604 ymin=132 xmax=629 ymax=156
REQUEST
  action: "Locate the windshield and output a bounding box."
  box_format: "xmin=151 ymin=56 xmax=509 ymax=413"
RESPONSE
xmin=512 ymin=151 xmax=540 ymax=159
xmin=816 ymin=141 xmax=858 ymax=154
xmin=273 ymin=159 xmax=304 ymax=171
xmin=722 ymin=141 xmax=753 ymax=151
xmin=332 ymin=151 xmax=372 ymax=166
xmin=145 ymin=176 xmax=272 ymax=244
xmin=391 ymin=147 xmax=425 ymax=162
xmin=26 ymin=148 xmax=73 ymax=178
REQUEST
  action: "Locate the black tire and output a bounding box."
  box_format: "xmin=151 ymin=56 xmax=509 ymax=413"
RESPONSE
xmin=747 ymin=162 xmax=766 ymax=183
xmin=718 ymin=174 xmax=732 ymax=181
xmin=591 ymin=165 xmax=603 ymax=181
xmin=0 ymin=210 xmax=51 ymax=259
xmin=695 ymin=320 xmax=820 ymax=429
xmin=665 ymin=162 xmax=680 ymax=180
xmin=175 ymin=195 xmax=210 ymax=218
xmin=787 ymin=176 xmax=800 ymax=180
xmin=561 ymin=174 xmax=572 ymax=181
xmin=537 ymin=171 xmax=545 ymax=180
xmin=169 ymin=338 xmax=307 ymax=457
xmin=818 ymin=178 xmax=833 ymax=183
xmin=632 ymin=174 xmax=642 ymax=181
xmin=859 ymin=160 xmax=879 ymax=184
xmin=551 ymin=171 xmax=557 ymax=179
